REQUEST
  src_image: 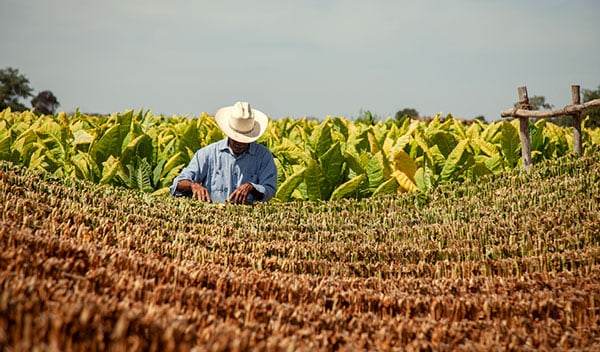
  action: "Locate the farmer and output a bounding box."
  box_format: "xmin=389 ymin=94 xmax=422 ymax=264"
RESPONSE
xmin=170 ymin=101 xmax=277 ymax=204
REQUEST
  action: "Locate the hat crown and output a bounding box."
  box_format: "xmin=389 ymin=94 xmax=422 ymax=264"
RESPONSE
xmin=229 ymin=101 xmax=255 ymax=133
xmin=215 ymin=101 xmax=267 ymax=143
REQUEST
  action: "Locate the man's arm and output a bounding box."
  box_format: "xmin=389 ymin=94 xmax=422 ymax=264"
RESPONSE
xmin=169 ymin=149 xmax=209 ymax=197
xmin=176 ymin=180 xmax=211 ymax=202
xmin=249 ymin=150 xmax=277 ymax=202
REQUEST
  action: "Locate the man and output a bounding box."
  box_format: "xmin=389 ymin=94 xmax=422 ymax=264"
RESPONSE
xmin=170 ymin=101 xmax=277 ymax=204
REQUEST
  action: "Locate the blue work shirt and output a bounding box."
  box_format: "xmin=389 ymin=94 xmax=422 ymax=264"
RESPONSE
xmin=170 ymin=138 xmax=277 ymax=203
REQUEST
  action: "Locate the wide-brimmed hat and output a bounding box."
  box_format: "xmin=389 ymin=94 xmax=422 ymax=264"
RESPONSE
xmin=215 ymin=101 xmax=268 ymax=143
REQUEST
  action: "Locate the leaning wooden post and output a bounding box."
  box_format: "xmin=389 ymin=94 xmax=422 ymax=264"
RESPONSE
xmin=517 ymin=86 xmax=532 ymax=171
xmin=571 ymin=85 xmax=582 ymax=156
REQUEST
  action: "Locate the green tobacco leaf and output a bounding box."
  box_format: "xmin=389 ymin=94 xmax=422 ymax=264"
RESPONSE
xmin=12 ymin=129 xmax=37 ymax=162
xmin=179 ymin=120 xmax=201 ymax=154
xmin=117 ymin=110 xmax=134 ymax=141
xmin=152 ymin=158 xmax=167 ymax=187
xmin=160 ymin=164 xmax=184 ymax=188
xmin=440 ymin=139 xmax=469 ymax=183
xmin=467 ymin=161 xmax=493 ymax=180
xmin=272 ymin=138 xmax=311 ymax=164
xmin=430 ymin=130 xmax=457 ymax=158
xmin=372 ymin=177 xmax=398 ymax=197
xmin=90 ymin=124 xmax=121 ymax=165
xmin=465 ymin=121 xmax=484 ymax=139
xmin=305 ymin=158 xmax=329 ymax=201
xmin=392 ymin=149 xmax=417 ymax=183
xmin=319 ymin=141 xmax=344 ymax=192
xmin=413 ymin=130 xmax=434 ymax=166
xmin=497 ymin=121 xmax=521 ymax=168
xmin=332 ymin=117 xmax=349 ymax=138
xmin=452 ymin=118 xmax=467 ymax=139
xmin=274 ymin=158 xmax=286 ymax=187
xmin=330 ymin=173 xmax=367 ymax=200
xmin=382 ymin=124 xmax=399 ymax=152
xmin=0 ymin=133 xmax=11 ymax=161
xmin=312 ymin=121 xmax=333 ymax=158
xmin=185 ymin=146 xmax=195 ymax=161
xmin=481 ymin=121 xmax=503 ymax=142
xmin=275 ymin=167 xmax=305 ymax=202
xmin=205 ymin=127 xmax=224 ymax=146
xmin=141 ymin=110 xmax=155 ymax=132
xmin=473 ymin=138 xmax=499 ymax=157
xmin=161 ymin=151 xmax=184 ymax=179
xmin=151 ymin=187 xmax=171 ymax=197
xmin=392 ymin=170 xmax=417 ymax=192
xmin=36 ymin=119 xmax=67 ymax=153
xmin=157 ymin=136 xmax=176 ymax=161
xmin=100 ymin=155 xmax=126 ymax=185
xmin=348 ymin=127 xmax=370 ymax=154
xmin=343 ymin=149 xmax=366 ymax=176
xmin=121 ymin=134 xmax=154 ymax=167
xmin=127 ymin=156 xmax=154 ymax=193
xmin=72 ymin=129 xmax=94 ymax=147
xmin=429 ymin=145 xmax=446 ymax=175
xmin=485 ymin=153 xmax=504 ymax=174
xmin=388 ymin=133 xmax=411 ymax=158
xmin=71 ymin=151 xmax=100 ymax=182
xmin=367 ymin=127 xmax=381 ymax=155
xmin=366 ymin=151 xmax=390 ymax=193
xmin=530 ymin=120 xmax=547 ymax=159
xmin=545 ymin=122 xmax=570 ymax=156
xmin=414 ymin=168 xmax=425 ymax=191
xmin=28 ymin=145 xmax=46 ymax=170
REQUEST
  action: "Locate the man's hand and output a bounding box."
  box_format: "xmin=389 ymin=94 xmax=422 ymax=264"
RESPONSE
xmin=176 ymin=180 xmax=211 ymax=202
xmin=191 ymin=182 xmax=211 ymax=202
xmin=228 ymin=183 xmax=255 ymax=205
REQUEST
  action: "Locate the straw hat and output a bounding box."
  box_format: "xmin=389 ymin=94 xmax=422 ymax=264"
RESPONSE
xmin=215 ymin=101 xmax=268 ymax=143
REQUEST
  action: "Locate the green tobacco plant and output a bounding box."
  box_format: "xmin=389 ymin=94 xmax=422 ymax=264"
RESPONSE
xmin=1 ymin=108 xmax=597 ymax=199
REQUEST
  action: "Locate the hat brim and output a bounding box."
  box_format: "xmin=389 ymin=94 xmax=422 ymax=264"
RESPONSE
xmin=214 ymin=106 xmax=269 ymax=143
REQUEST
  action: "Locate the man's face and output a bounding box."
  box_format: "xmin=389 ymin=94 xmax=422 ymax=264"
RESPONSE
xmin=228 ymin=138 xmax=249 ymax=155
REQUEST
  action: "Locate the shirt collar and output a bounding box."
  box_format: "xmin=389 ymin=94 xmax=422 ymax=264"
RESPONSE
xmin=218 ymin=138 xmax=257 ymax=156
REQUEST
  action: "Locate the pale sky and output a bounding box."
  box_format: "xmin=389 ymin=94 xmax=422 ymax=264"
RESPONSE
xmin=1 ymin=0 xmax=599 ymax=121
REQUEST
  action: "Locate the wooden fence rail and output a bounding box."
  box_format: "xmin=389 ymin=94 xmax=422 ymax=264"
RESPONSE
xmin=500 ymin=85 xmax=600 ymax=170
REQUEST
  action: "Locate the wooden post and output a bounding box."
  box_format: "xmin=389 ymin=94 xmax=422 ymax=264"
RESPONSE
xmin=517 ymin=86 xmax=531 ymax=171
xmin=571 ymin=85 xmax=582 ymax=156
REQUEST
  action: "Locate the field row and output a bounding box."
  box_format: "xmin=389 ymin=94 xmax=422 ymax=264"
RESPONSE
xmin=1 ymin=153 xmax=600 ymax=350
xmin=2 ymin=225 xmax=598 ymax=351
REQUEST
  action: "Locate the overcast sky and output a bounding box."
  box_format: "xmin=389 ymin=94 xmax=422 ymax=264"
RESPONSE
xmin=1 ymin=0 xmax=599 ymax=121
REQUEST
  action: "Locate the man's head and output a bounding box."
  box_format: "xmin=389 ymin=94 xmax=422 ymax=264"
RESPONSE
xmin=215 ymin=101 xmax=269 ymax=143
xmin=227 ymin=138 xmax=249 ymax=156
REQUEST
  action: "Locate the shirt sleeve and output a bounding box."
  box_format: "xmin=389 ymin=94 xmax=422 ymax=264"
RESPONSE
xmin=169 ymin=149 xmax=209 ymax=197
xmin=250 ymin=149 xmax=278 ymax=202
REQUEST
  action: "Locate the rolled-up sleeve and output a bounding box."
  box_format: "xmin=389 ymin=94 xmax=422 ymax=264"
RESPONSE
xmin=251 ymin=151 xmax=277 ymax=202
xmin=169 ymin=150 xmax=208 ymax=197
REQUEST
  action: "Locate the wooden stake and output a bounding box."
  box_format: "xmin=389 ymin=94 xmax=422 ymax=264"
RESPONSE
xmin=572 ymin=85 xmax=582 ymax=156
xmin=517 ymin=86 xmax=531 ymax=171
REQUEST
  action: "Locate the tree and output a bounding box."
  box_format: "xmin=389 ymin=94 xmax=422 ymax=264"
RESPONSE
xmin=474 ymin=115 xmax=487 ymax=124
xmin=517 ymin=95 xmax=570 ymax=126
xmin=582 ymin=85 xmax=600 ymax=128
xmin=355 ymin=109 xmax=377 ymax=125
xmin=527 ymin=95 xmax=553 ymax=111
xmin=395 ymin=108 xmax=419 ymax=120
xmin=31 ymin=90 xmax=60 ymax=115
xmin=0 ymin=67 xmax=33 ymax=112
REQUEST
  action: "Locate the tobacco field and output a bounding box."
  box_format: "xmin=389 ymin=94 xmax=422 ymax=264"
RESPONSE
xmin=1 ymin=109 xmax=600 ymax=350
xmin=1 ymin=148 xmax=599 ymax=350
xmin=2 ymin=108 xmax=600 ymax=201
